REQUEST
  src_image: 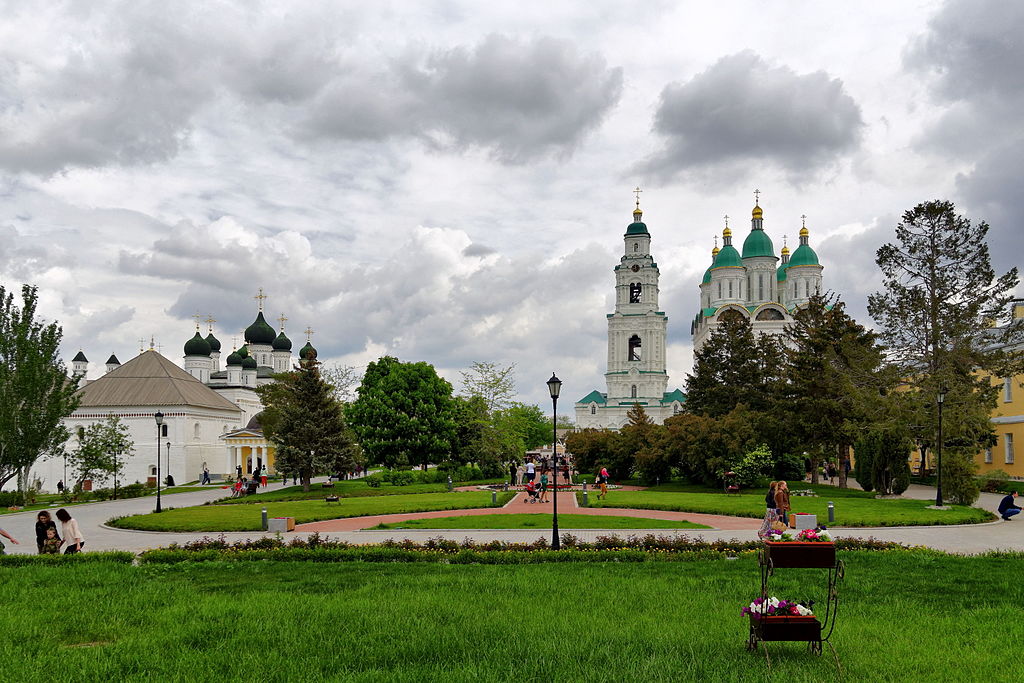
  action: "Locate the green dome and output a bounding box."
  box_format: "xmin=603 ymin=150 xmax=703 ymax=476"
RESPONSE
xmin=272 ymin=331 xmax=292 ymax=351
xmin=702 ymin=266 xmax=713 ymax=284
xmin=205 ymin=333 xmax=221 ymax=352
xmin=299 ymin=341 xmax=318 ymax=360
xmin=244 ymin=311 xmax=277 ymax=345
xmin=237 ymin=345 xmax=249 ymax=358
xmin=788 ymin=244 xmax=820 ymax=267
xmin=777 ymin=264 xmax=788 ymax=281
xmin=625 ymin=221 xmax=649 ymax=236
xmin=241 ymin=356 xmax=257 ymax=369
xmin=741 ymin=229 xmax=775 ymax=259
xmin=184 ymin=331 xmax=211 ymax=357
xmin=226 ymin=350 xmax=243 ymax=366
xmin=711 ymin=245 xmax=742 ymax=269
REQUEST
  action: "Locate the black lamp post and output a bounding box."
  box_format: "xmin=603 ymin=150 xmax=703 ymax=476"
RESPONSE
xmin=155 ymin=411 xmax=163 ymax=513
xmin=935 ymin=388 xmax=946 ymax=507
xmin=547 ymin=372 xmax=562 ymax=550
xmin=112 ymin=448 xmax=118 ymax=500
xmin=166 ymin=441 xmax=172 ymax=486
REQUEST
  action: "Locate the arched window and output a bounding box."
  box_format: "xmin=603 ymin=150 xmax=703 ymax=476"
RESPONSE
xmin=629 ymin=282 xmax=642 ymax=303
xmin=756 ymin=308 xmax=785 ymax=321
xmin=194 ymin=422 xmax=201 ymax=440
xmin=728 ymin=281 xmax=733 ymax=298
xmin=590 ymin=404 xmax=596 ymax=415
xmin=631 ymin=385 xmax=637 ymax=398
xmin=628 ymin=335 xmax=641 ymax=361
xmin=633 ymin=243 xmax=639 ymax=252
xmin=150 ymin=466 xmax=157 ymax=476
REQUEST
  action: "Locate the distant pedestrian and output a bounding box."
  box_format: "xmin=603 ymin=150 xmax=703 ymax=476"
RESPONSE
xmin=509 ymin=462 xmax=518 ymax=487
xmin=998 ymin=491 xmax=1021 ymax=521
xmin=598 ymin=467 xmax=609 ymax=500
xmin=35 ymin=511 xmax=59 ymax=554
xmin=260 ymin=465 xmax=268 ymax=487
xmin=57 ymin=480 xmax=65 ymax=493
xmin=827 ymin=462 xmax=838 ymax=481
xmin=201 ymin=466 xmax=211 ymax=485
xmin=236 ymin=465 xmax=243 ymax=481
xmin=758 ymin=482 xmax=778 ymax=538
xmin=540 ymin=472 xmax=549 ymax=503
xmin=55 ymin=509 xmax=84 ymax=554
xmin=525 ymin=460 xmax=536 ymax=483
xmin=774 ymin=482 xmax=792 ymax=527
xmin=0 ymin=527 xmax=19 ymax=553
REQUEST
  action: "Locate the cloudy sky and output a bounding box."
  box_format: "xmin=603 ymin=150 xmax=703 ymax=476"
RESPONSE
xmin=1 ymin=0 xmax=1021 ymax=410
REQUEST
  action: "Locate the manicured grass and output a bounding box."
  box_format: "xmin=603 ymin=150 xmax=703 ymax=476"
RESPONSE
xmin=367 ymin=513 xmax=711 ymax=530
xmin=580 ymin=490 xmax=995 ymax=526
xmin=0 ymin=552 xmax=1019 ymax=681
xmin=217 ymin=481 xmax=464 ymax=504
xmin=109 ymin=491 xmax=515 ymax=532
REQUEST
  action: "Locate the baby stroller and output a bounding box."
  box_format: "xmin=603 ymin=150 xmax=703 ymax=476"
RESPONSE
xmin=525 ymin=482 xmax=540 ymax=504
xmin=245 ymin=479 xmax=259 ymax=496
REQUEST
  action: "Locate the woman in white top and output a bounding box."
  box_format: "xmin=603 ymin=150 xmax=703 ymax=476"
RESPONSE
xmin=55 ymin=508 xmax=84 ymax=554
xmin=525 ymin=460 xmax=536 ymax=483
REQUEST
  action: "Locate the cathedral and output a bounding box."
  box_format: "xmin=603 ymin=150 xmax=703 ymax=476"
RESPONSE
xmin=574 ymin=197 xmax=686 ymax=428
xmin=691 ymin=195 xmax=823 ymax=351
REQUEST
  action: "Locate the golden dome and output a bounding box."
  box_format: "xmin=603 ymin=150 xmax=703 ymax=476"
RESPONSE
xmin=633 ymin=207 xmax=642 ymax=217
xmin=752 ymin=205 xmax=763 ymax=219
xmin=723 ymin=226 xmax=732 ymax=238
xmin=799 ymin=226 xmax=809 ymax=237
xmin=781 ymin=245 xmax=790 ymax=255
xmin=712 ymin=246 xmax=720 ymax=256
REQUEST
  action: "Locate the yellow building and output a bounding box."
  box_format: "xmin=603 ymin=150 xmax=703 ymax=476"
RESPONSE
xmin=222 ymin=416 xmax=277 ymax=478
xmin=974 ymin=301 xmax=1024 ymax=479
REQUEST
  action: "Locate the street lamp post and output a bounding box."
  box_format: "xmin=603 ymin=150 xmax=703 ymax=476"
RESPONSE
xmin=935 ymin=389 xmax=946 ymax=508
xmin=166 ymin=441 xmax=171 ymax=486
xmin=547 ymin=373 xmax=562 ymax=550
xmin=155 ymin=412 xmax=163 ymax=513
xmin=112 ymin=448 xmax=118 ymax=500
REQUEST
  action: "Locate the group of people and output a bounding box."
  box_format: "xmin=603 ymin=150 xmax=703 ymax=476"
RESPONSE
xmin=0 ymin=509 xmax=85 ymax=555
xmin=758 ymin=481 xmax=792 ymax=537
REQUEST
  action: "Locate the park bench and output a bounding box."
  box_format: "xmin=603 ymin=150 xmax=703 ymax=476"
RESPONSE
xmin=322 ymin=482 xmax=334 ymax=488
xmin=325 ymin=495 xmax=340 ymax=505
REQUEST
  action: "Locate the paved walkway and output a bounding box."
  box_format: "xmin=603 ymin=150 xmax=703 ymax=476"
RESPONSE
xmin=0 ymin=480 xmax=1019 ymax=556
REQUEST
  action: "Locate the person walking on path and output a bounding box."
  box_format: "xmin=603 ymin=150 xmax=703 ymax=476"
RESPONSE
xmin=236 ymin=465 xmax=243 ymax=482
xmin=598 ymin=467 xmax=609 ymax=500
xmin=509 ymin=462 xmax=518 ymax=487
xmin=55 ymin=508 xmax=84 ymax=554
xmin=758 ymin=482 xmax=778 ymax=538
xmin=34 ymin=511 xmax=60 ymax=554
xmin=540 ymin=472 xmax=549 ymax=503
xmin=525 ymin=460 xmax=536 ymax=483
xmin=0 ymin=527 xmax=19 ymax=553
xmin=201 ymin=466 xmax=211 ymax=485
xmin=260 ymin=465 xmax=268 ymax=488
xmin=774 ymin=481 xmax=792 ymax=527
xmin=998 ymin=491 xmax=1021 ymax=520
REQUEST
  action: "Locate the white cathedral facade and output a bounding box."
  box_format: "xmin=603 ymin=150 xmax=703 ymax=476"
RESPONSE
xmin=691 ymin=200 xmax=824 ymax=351
xmin=574 ymin=201 xmax=686 ymax=428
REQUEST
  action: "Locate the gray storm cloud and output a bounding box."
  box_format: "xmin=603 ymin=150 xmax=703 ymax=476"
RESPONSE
xmin=643 ymin=51 xmax=863 ymax=180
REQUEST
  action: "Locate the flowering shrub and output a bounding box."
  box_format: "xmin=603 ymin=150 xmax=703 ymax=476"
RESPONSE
xmin=764 ymin=527 xmax=832 ymax=542
xmin=742 ymin=596 xmax=814 ymax=619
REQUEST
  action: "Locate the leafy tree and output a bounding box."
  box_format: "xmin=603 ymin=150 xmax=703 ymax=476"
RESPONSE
xmin=321 ymin=362 xmax=362 ymax=404
xmin=660 ymin=405 xmax=758 ymax=486
xmin=68 ymin=415 xmax=133 ymax=489
xmin=258 ymin=358 xmax=354 ymax=491
xmin=684 ymin=313 xmax=763 ymax=418
xmin=501 ymin=402 xmax=551 ymax=451
xmin=785 ymin=295 xmax=890 ymax=486
xmin=0 ymin=285 xmax=80 ymax=493
xmin=460 ymin=361 xmax=517 ymax=413
xmin=565 ymin=428 xmax=616 ymax=478
xmin=619 ymin=404 xmax=663 ymax=483
xmin=347 ymin=356 xmax=457 ymax=470
xmin=866 ymin=429 xmax=912 ymax=496
xmin=868 ymin=200 xmax=1024 ymax=499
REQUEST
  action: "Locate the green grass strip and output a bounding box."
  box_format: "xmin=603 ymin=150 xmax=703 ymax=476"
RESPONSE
xmin=366 ymin=513 xmax=710 ymax=530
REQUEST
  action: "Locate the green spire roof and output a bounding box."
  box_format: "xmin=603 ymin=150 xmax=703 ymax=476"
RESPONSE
xmin=226 ymin=350 xmax=243 ymax=366
xmin=299 ymin=341 xmax=318 ymax=361
xmin=577 ymin=390 xmax=607 ymax=404
xmin=183 ymin=331 xmax=211 ymax=357
xmin=788 ymin=244 xmax=820 ymax=267
xmin=741 ymin=229 xmax=776 ymax=259
xmin=241 ymin=355 xmax=257 ymax=369
xmin=625 ymin=206 xmax=649 ymax=236
xmin=72 ymin=351 xmax=88 ymax=362
xmin=712 ymin=244 xmax=742 ymax=269
xmin=272 ymin=331 xmax=292 ymax=351
xmin=205 ymin=333 xmax=221 ymax=352
xmin=244 ymin=311 xmax=277 ymax=345
xmin=237 ymin=345 xmax=249 ymax=358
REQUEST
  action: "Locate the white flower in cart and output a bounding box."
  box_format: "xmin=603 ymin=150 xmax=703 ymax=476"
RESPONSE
xmin=795 ymin=604 xmax=814 ymax=616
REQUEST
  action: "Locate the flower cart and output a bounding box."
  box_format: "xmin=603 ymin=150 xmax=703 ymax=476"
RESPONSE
xmin=746 ymin=529 xmax=844 ymax=662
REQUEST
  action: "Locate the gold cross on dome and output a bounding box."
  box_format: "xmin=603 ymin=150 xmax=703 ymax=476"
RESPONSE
xmin=254 ymin=288 xmax=268 ymax=311
xmin=783 ymin=234 xmax=788 ymax=247
xmin=723 ymin=214 xmax=729 ymax=229
xmin=801 ymin=214 xmax=807 ymax=229
xmin=633 ymin=186 xmax=642 ymax=208
xmin=304 ymin=326 xmax=314 ymax=341
xmin=138 ymin=338 xmax=146 ymax=353
xmin=193 ymin=312 xmax=202 ymax=330
xmin=277 ymin=313 xmax=288 ymax=330
xmin=231 ymin=336 xmax=238 ymax=350
xmin=754 ymin=189 xmax=761 ymax=205
xmin=149 ymin=336 xmax=155 ymax=351
xmin=206 ymin=314 xmax=216 ymax=332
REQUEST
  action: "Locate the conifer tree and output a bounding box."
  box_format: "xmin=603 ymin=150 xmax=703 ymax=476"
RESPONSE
xmin=685 ymin=312 xmax=764 ymax=418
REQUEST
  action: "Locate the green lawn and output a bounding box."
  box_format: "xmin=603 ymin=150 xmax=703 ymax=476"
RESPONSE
xmin=215 ymin=480 xmax=476 ymax=504
xmin=109 ymin=491 xmax=515 ymax=532
xmin=367 ymin=513 xmax=711 ymax=530
xmin=0 ymin=552 xmax=1019 ymax=681
xmin=580 ymin=489 xmax=995 ymax=526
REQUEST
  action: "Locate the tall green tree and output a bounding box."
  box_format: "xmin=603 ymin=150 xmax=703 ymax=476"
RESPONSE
xmin=258 ymin=358 xmax=354 ymax=491
xmin=459 ymin=361 xmax=517 ymax=413
xmin=347 ymin=356 xmax=457 ymax=470
xmin=0 ymin=285 xmax=80 ymax=492
xmin=785 ymin=295 xmax=890 ymax=486
xmin=685 ymin=312 xmax=771 ymax=418
xmin=68 ymin=415 xmax=134 ymax=489
xmin=868 ymin=200 xmax=1023 ymax=503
